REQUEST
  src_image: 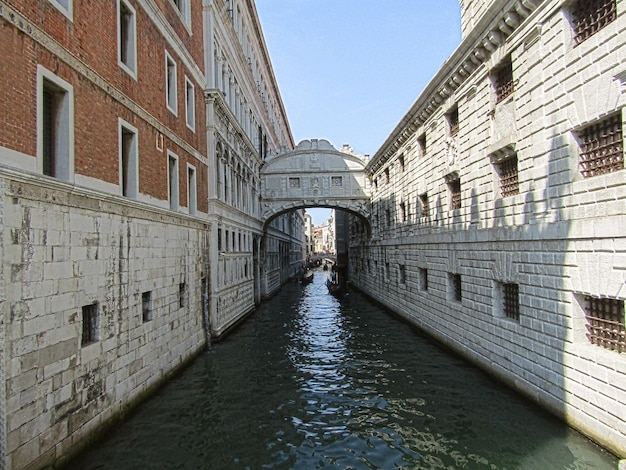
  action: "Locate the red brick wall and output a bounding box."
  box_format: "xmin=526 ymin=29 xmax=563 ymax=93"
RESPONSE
xmin=2 ymin=0 xmax=207 ymax=211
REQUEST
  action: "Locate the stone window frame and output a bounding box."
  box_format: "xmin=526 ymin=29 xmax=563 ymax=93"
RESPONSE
xmin=37 ymin=65 xmax=75 ymax=183
xmin=491 ymin=56 xmax=516 ymax=105
xmin=331 ymin=176 xmax=343 ymax=187
xmin=574 ymin=111 xmax=623 ymax=179
xmin=448 ymin=273 xmax=462 ymax=303
xmin=165 ymin=50 xmax=178 ymax=116
xmin=446 ymin=104 xmax=459 ymax=137
xmin=419 ymin=192 xmax=430 ymax=219
xmin=417 ymin=133 xmax=427 ymax=157
xmin=167 ymin=150 xmax=180 ymax=210
xmin=489 ymin=146 xmax=519 ymax=198
xmin=445 ymin=172 xmax=461 ymax=211
xmin=418 ymin=267 xmax=428 ymax=291
xmin=49 ymin=0 xmax=73 ymax=21
xmin=399 ymin=265 xmax=406 ymax=284
xmin=179 ymin=282 xmax=187 ymax=309
xmin=170 ymin=0 xmax=192 ymax=29
xmin=566 ymin=0 xmax=617 ymax=47
xmin=185 ymin=76 xmax=196 ymax=131
xmin=142 ymin=291 xmax=153 ymax=322
xmin=187 ymin=163 xmax=197 ymax=215
xmin=81 ymin=302 xmax=100 ymax=346
xmin=118 ymin=118 xmax=139 ymax=199
xmin=118 ymin=0 xmax=137 ymax=79
xmin=288 ymin=177 xmax=301 ymax=188
xmin=494 ymin=281 xmax=520 ymax=322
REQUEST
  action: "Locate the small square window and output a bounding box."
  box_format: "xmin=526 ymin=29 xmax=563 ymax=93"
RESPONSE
xmin=81 ymin=303 xmax=99 ymax=346
xmin=446 ymin=106 xmax=459 ymax=137
xmin=583 ymin=296 xmax=625 ymax=353
xmin=492 ymin=58 xmax=515 ymax=104
xmin=142 ymin=291 xmax=152 ymax=322
xmin=419 ymin=193 xmax=429 ymax=218
xmin=570 ymin=0 xmax=616 ymax=46
xmin=449 ymin=273 xmax=462 ymax=302
xmin=577 ymin=113 xmax=623 ymax=178
xmin=179 ymin=282 xmax=186 ymax=308
xmin=418 ymin=268 xmax=428 ymax=291
xmin=447 ymin=178 xmax=461 ymax=210
xmin=495 ymin=156 xmax=519 ymax=198
xmin=499 ymin=282 xmax=520 ymax=321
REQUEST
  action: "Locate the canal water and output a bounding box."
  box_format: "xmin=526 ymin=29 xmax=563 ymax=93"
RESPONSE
xmin=65 ymin=269 xmax=618 ymax=469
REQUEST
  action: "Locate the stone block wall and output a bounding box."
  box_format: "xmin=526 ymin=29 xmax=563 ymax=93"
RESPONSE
xmin=0 ymin=170 xmax=209 ymax=469
xmin=355 ymin=0 xmax=626 ymax=457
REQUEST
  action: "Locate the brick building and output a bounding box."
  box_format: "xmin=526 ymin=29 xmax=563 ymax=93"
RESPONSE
xmin=0 ymin=0 xmax=301 ymax=468
xmin=351 ymin=0 xmax=626 ymax=457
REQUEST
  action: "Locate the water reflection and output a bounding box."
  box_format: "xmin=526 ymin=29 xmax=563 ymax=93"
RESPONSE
xmin=64 ymin=269 xmax=617 ymax=469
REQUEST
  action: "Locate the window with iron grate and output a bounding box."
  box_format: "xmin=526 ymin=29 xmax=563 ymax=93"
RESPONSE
xmin=449 ymin=273 xmax=462 ymax=302
xmin=496 ymin=156 xmax=519 ymax=197
xmin=448 ymin=178 xmax=461 ymax=210
xmin=577 ymin=113 xmax=623 ymax=178
xmin=583 ymin=296 xmax=625 ymax=353
xmin=502 ymin=283 xmax=520 ymax=321
xmin=419 ymin=193 xmax=429 ymax=218
xmin=570 ymin=0 xmax=617 ymax=46
xmin=493 ymin=59 xmax=515 ymax=104
xmin=82 ymin=303 xmax=99 ymax=346
xmin=447 ymin=106 xmax=459 ymax=137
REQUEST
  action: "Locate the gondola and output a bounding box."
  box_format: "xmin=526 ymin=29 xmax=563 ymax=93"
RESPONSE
xmin=301 ymin=269 xmax=314 ymax=284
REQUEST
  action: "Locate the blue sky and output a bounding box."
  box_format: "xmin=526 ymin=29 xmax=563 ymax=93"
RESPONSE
xmin=255 ymin=0 xmax=462 ymax=225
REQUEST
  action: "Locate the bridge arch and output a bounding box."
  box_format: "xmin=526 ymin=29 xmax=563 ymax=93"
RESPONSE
xmin=260 ymin=139 xmax=371 ymax=230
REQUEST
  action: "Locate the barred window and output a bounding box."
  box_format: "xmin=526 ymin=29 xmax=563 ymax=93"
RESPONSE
xmin=331 ymin=176 xmax=342 ymax=187
xmin=584 ymin=296 xmax=625 ymax=353
xmin=142 ymin=291 xmax=152 ymax=322
xmin=419 ymin=193 xmax=429 ymax=218
xmin=496 ymin=156 xmax=519 ymax=197
xmin=417 ymin=133 xmax=426 ymax=157
xmin=577 ymin=113 xmax=623 ymax=178
xmin=493 ymin=59 xmax=515 ymax=104
xmin=448 ymin=178 xmax=461 ymax=210
xmin=419 ymin=268 xmax=428 ymax=291
xmin=570 ymin=0 xmax=617 ymax=46
xmin=502 ymin=283 xmax=520 ymax=321
xmin=447 ymin=106 xmax=459 ymax=136
xmin=289 ymin=177 xmax=300 ymax=188
xmin=81 ymin=303 xmax=99 ymax=346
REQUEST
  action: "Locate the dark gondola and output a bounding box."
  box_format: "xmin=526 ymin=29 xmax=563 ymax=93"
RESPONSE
xmin=301 ymin=269 xmax=314 ymax=284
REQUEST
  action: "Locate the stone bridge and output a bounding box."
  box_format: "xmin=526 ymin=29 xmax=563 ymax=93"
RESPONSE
xmin=260 ymin=139 xmax=371 ymax=228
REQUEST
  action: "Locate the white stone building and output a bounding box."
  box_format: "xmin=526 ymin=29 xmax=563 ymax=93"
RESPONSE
xmin=350 ymin=0 xmax=626 ymax=457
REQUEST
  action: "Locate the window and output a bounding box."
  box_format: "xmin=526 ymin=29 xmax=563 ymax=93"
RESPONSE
xmin=218 ymin=228 xmax=222 ymax=251
xmin=492 ymin=58 xmax=515 ymax=104
xmin=188 ymin=165 xmax=197 ymax=215
xmin=449 ymin=273 xmax=462 ymax=302
xmin=168 ymin=152 xmax=179 ymax=210
xmin=398 ymin=155 xmax=405 ymax=172
xmin=165 ymin=51 xmax=178 ymax=114
xmin=418 ymin=268 xmax=428 ymax=291
xmin=385 ymin=262 xmax=390 ymax=281
xmin=570 ymin=0 xmax=616 ymax=46
xmin=417 ymin=133 xmax=426 ymax=157
xmin=583 ymin=296 xmax=625 ymax=353
xmin=419 ymin=193 xmax=429 ymax=218
xmin=385 ymin=168 xmax=390 ymax=184
xmin=49 ymin=0 xmax=72 ymax=20
xmin=38 ymin=66 xmax=74 ymax=182
xmin=331 ymin=176 xmax=342 ymax=187
xmin=447 ymin=106 xmax=459 ymax=137
xmin=119 ymin=119 xmax=138 ymax=198
xmin=400 ymin=202 xmax=407 ymax=222
xmin=495 ymin=155 xmax=519 ymax=197
xmin=577 ymin=113 xmax=623 ymax=178
xmin=179 ymin=282 xmax=186 ymax=308
xmin=447 ymin=177 xmax=461 ymax=210
xmin=118 ymin=0 xmax=137 ymax=77
xmin=81 ymin=303 xmax=99 ymax=346
xmin=289 ymin=177 xmax=300 ymax=188
xmin=142 ymin=291 xmax=152 ymax=322
xmin=399 ymin=265 xmax=406 ymax=284
xmin=171 ymin=0 xmax=191 ymax=27
xmin=498 ymin=282 xmax=520 ymax=321
xmin=185 ymin=77 xmax=196 ymax=131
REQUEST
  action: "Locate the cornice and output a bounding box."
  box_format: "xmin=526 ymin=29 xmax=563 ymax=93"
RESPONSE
xmin=367 ymin=0 xmax=544 ymax=175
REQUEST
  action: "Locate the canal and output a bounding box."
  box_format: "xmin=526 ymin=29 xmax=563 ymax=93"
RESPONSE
xmin=65 ymin=269 xmax=618 ymax=469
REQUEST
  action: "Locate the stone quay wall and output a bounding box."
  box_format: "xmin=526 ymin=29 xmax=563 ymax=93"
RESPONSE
xmin=0 ymin=169 xmax=210 ymax=469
